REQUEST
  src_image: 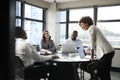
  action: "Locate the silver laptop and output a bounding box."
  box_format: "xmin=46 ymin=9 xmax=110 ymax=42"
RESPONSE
xmin=77 ymin=48 xmax=86 ymax=58
xmin=77 ymin=47 xmax=93 ymax=59
xmin=61 ymin=43 xmax=77 ymax=54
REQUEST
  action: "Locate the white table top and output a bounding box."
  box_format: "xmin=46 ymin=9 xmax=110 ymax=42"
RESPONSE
xmin=53 ymin=53 xmax=91 ymax=63
xmin=38 ymin=51 xmax=97 ymax=63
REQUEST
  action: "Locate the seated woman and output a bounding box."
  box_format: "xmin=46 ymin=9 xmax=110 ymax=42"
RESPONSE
xmin=41 ymin=29 xmax=57 ymax=54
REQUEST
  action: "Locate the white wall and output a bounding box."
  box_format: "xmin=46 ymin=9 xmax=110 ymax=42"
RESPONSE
xmin=46 ymin=3 xmax=60 ymax=49
xmin=112 ymin=50 xmax=120 ymax=68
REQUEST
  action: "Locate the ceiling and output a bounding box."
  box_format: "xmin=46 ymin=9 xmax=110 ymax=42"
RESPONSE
xmin=42 ymin=0 xmax=79 ymax=3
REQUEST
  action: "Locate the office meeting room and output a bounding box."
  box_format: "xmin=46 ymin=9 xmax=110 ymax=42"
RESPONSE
xmin=2 ymin=0 xmax=120 ymax=80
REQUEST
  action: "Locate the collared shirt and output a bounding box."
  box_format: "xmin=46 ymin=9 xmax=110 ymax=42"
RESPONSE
xmin=88 ymin=25 xmax=114 ymax=59
xmin=15 ymin=38 xmax=52 ymax=68
xmin=65 ymin=38 xmax=82 ymax=48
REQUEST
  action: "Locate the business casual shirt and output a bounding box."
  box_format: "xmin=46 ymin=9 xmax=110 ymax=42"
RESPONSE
xmin=15 ymin=38 xmax=52 ymax=68
xmin=41 ymin=39 xmax=57 ymax=53
xmin=88 ymin=25 xmax=114 ymax=59
xmin=65 ymin=38 xmax=83 ymax=48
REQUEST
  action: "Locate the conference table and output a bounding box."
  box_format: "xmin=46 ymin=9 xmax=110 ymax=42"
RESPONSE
xmin=53 ymin=52 xmax=90 ymax=62
xmin=38 ymin=51 xmax=93 ymax=80
xmin=51 ymin=52 xmax=91 ymax=80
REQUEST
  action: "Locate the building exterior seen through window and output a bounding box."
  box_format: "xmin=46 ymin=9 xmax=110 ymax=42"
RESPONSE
xmin=16 ymin=1 xmax=45 ymax=45
xmin=60 ymin=5 xmax=120 ymax=48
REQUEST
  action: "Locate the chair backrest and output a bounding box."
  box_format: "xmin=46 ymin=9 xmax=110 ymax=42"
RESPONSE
xmin=15 ymin=56 xmax=24 ymax=80
xmin=15 ymin=56 xmax=48 ymax=80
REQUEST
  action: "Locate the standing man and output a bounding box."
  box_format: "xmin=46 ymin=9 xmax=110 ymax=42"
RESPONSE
xmin=79 ymin=16 xmax=115 ymax=80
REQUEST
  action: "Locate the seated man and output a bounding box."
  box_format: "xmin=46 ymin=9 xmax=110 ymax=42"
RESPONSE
xmin=15 ymin=27 xmax=59 ymax=80
xmin=64 ymin=30 xmax=85 ymax=54
xmin=64 ymin=30 xmax=84 ymax=80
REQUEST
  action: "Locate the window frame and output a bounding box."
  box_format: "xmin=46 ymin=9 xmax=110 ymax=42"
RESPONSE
xmin=16 ymin=0 xmax=47 ymax=45
xmin=96 ymin=4 xmax=120 ymax=50
xmin=59 ymin=4 xmax=120 ymax=49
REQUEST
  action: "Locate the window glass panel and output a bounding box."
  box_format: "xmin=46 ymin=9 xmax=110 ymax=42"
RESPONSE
xmin=25 ymin=4 xmax=43 ymax=20
xmin=69 ymin=23 xmax=90 ymax=46
xmin=60 ymin=24 xmax=66 ymax=44
xmin=60 ymin=11 xmax=66 ymax=22
xmin=69 ymin=8 xmax=93 ymax=21
xmin=16 ymin=19 xmax=21 ymax=26
xmin=16 ymin=1 xmax=21 ymax=16
xmin=24 ymin=20 xmax=43 ymax=45
xmin=98 ymin=6 xmax=120 ymax=20
xmin=97 ymin=22 xmax=120 ymax=48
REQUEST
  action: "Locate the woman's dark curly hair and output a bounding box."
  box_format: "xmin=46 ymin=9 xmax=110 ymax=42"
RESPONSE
xmin=79 ymin=16 xmax=93 ymax=26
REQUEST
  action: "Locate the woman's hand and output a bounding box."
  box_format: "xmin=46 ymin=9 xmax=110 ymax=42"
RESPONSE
xmin=90 ymin=57 xmax=94 ymax=62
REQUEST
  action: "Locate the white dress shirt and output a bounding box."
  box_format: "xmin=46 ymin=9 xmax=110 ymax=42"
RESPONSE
xmin=88 ymin=25 xmax=114 ymax=59
xmin=15 ymin=38 xmax=52 ymax=68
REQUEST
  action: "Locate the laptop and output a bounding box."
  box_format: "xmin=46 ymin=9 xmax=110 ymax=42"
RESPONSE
xmin=78 ymin=47 xmax=93 ymax=59
xmin=61 ymin=43 xmax=77 ymax=54
xmin=77 ymin=48 xmax=86 ymax=58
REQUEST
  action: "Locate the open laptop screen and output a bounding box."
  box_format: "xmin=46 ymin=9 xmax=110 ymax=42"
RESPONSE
xmin=61 ymin=43 xmax=77 ymax=54
xmin=77 ymin=48 xmax=86 ymax=58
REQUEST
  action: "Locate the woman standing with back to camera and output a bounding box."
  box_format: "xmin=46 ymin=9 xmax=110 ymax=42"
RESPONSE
xmin=79 ymin=16 xmax=115 ymax=80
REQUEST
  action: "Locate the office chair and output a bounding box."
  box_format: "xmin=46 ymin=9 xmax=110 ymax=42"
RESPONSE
xmin=15 ymin=56 xmax=24 ymax=80
xmin=15 ymin=56 xmax=49 ymax=80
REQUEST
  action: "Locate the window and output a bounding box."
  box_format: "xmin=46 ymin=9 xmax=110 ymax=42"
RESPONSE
xmin=59 ymin=8 xmax=93 ymax=46
xmin=59 ymin=11 xmax=67 ymax=43
xmin=24 ymin=20 xmax=43 ymax=45
xmin=16 ymin=1 xmax=21 ymax=17
xmin=69 ymin=8 xmax=93 ymax=21
xmin=68 ymin=23 xmax=90 ymax=46
xmin=25 ymin=4 xmax=43 ymax=20
xmin=60 ymin=11 xmax=66 ymax=22
xmin=97 ymin=6 xmax=120 ymax=20
xmin=16 ymin=1 xmax=46 ymax=45
xmin=69 ymin=8 xmax=93 ymax=46
xmin=16 ymin=1 xmax=21 ymax=26
xmin=60 ymin=24 xmax=66 ymax=44
xmin=59 ymin=5 xmax=120 ymax=49
xmin=97 ymin=5 xmax=120 ymax=48
xmin=16 ymin=19 xmax=21 ymax=26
